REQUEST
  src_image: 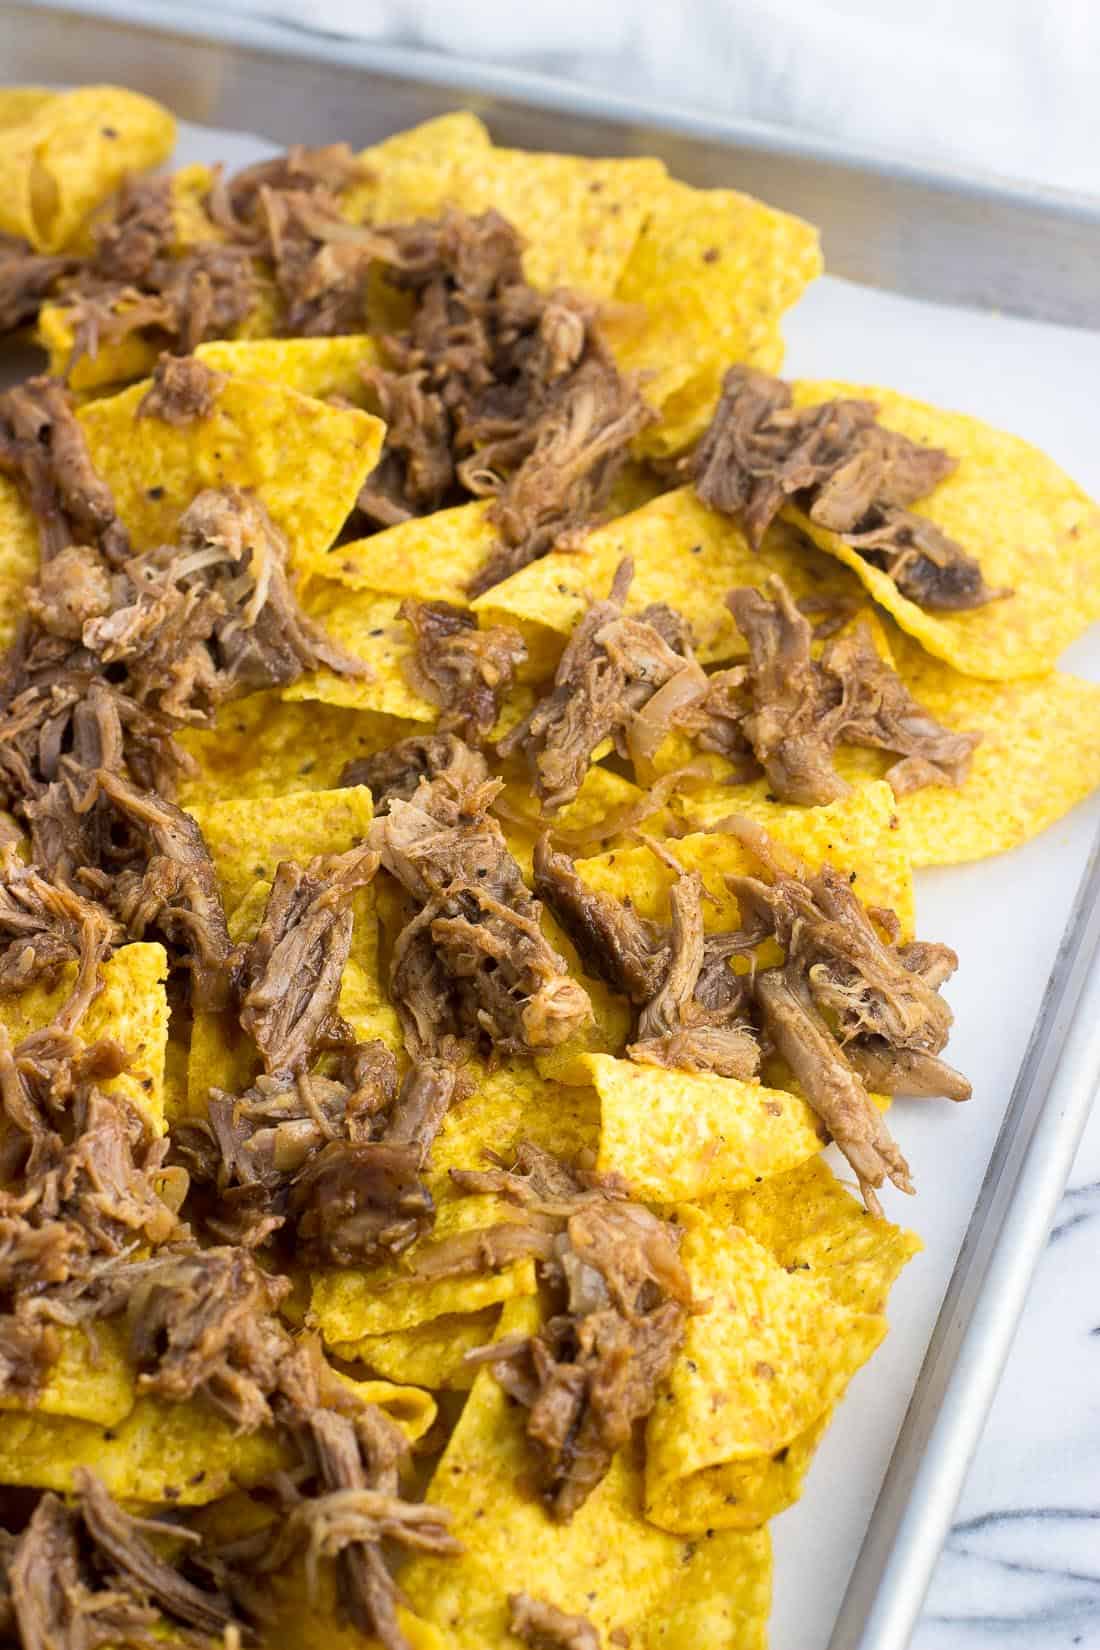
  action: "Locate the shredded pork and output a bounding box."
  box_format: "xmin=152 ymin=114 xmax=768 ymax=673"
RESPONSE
xmin=693 ymin=366 xmax=1008 ymax=611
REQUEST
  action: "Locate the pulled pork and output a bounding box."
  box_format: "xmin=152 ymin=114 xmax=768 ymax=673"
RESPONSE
xmin=137 ymin=351 xmax=220 ymax=424
xmin=59 ymin=173 xmax=256 ymax=367
xmin=458 ymin=1145 xmax=691 ymax=1520
xmin=355 ymin=209 xmax=651 ymax=590
xmin=237 ymin=843 xmax=380 ymax=1077
xmin=536 ymin=821 xmax=968 ymax=1209
xmin=0 ymin=234 xmax=79 ymax=336
xmin=499 ymin=559 xmax=699 ymax=811
xmin=0 ymin=376 xmax=129 ymax=564
xmin=399 ymin=599 xmax=527 ymax=745
xmin=201 ymin=1045 xmax=440 ymax=1265
xmin=370 ymin=748 xmax=592 ymax=1059
xmin=727 ymin=575 xmax=980 ymax=804
xmin=341 ymin=730 xmax=488 ymax=811
xmin=510 ymin=1592 xmax=602 ymax=1650
xmin=6 ymin=1477 xmax=243 ymax=1650
xmin=692 ymin=366 xmax=1007 ymax=611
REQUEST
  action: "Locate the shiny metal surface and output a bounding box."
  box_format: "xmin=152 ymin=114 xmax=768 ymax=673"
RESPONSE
xmin=5 ymin=0 xmax=1100 ymax=325
xmin=4 ymin=7 xmax=1100 ymax=1646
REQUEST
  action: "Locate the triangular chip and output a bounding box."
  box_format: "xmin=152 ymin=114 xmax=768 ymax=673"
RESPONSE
xmin=0 ymin=1375 xmax=434 ymax=1505
xmin=78 ymin=375 xmax=383 ymax=580
xmin=0 ymin=478 xmax=41 ymax=650
xmin=0 ymin=1321 xmax=134 ymax=1428
xmin=575 ymin=779 xmax=914 ymax=939
xmin=474 ymin=487 xmax=858 ymax=663
xmin=311 ymin=1192 xmax=537 ymax=1342
xmin=402 ymin=1295 xmax=772 ymax=1650
xmin=186 ymin=783 xmax=374 ymax=916
xmin=344 ymin=112 xmax=494 ymax=224
xmin=787 ymin=381 xmax=1100 ymax=678
xmin=0 ymin=941 xmax=169 ymax=1133
xmin=326 ymin=1306 xmax=503 ymax=1392
xmin=568 ymin=1052 xmax=824 ymax=1202
xmin=177 ymin=692 xmax=421 ymax=808
xmin=0 ymin=85 xmax=175 ymax=250
xmin=196 ymin=334 xmax=378 ymax=401
xmin=606 ymin=179 xmax=821 ymax=457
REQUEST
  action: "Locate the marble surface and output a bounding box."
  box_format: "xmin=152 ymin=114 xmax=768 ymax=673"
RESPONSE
xmin=914 ymin=1111 xmax=1100 ymax=1650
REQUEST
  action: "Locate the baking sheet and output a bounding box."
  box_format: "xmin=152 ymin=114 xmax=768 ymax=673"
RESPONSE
xmin=9 ymin=101 xmax=1100 ymax=1649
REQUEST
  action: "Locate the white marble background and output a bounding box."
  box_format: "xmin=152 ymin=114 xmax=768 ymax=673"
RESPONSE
xmin=146 ymin=3 xmax=1100 ymax=1642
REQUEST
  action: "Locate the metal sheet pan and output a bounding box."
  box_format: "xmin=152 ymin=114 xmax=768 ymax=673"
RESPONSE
xmin=5 ymin=9 xmax=1100 ymax=1647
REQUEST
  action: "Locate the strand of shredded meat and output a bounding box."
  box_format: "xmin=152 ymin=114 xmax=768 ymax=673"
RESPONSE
xmin=727 ymin=574 xmax=981 ymax=804
xmin=399 ymin=598 xmax=527 ymax=745
xmin=354 ymin=209 xmax=653 ymax=590
xmin=499 ymin=558 xmax=701 ymax=811
xmin=453 ymin=1144 xmax=691 ymax=1520
xmin=369 ymin=745 xmax=592 ymax=1060
xmin=692 ymin=365 xmax=1008 ymax=611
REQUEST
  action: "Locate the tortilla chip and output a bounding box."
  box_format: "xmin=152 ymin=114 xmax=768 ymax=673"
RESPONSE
xmin=78 ymin=376 xmax=383 ymax=580
xmin=0 ymin=477 xmax=41 ymax=651
xmin=0 ymin=89 xmax=55 ymax=130
xmin=606 ymin=179 xmax=821 ymax=456
xmin=284 ymin=583 xmax=437 ymax=721
xmin=329 ymin=1306 xmax=503 ymax=1391
xmin=37 ymin=299 xmax=162 ymax=394
xmin=720 ymin=1154 xmax=922 ymax=1316
xmin=496 ymin=762 xmax=661 ymax=877
xmin=344 ymin=112 xmax=493 ymax=224
xmin=428 ymin=1063 xmax=600 ymax=1191
xmin=0 ymin=1375 xmax=434 ymax=1505
xmin=0 ymin=86 xmax=175 ymax=250
xmin=311 ymin=1193 xmax=538 ymax=1342
xmin=644 ymin=1158 xmax=919 ymax=1532
xmin=576 ymin=779 xmax=914 ymax=940
xmin=569 ymin=1053 xmax=824 ymax=1202
xmin=163 ymin=1016 xmax=191 ymax=1127
xmin=474 ymin=488 xmax=858 ymax=662
xmin=644 ymin=1215 xmax=884 ymax=1532
xmin=270 ymin=1561 xmax=445 ymax=1650
xmin=0 ymin=1320 xmax=134 ymax=1427
xmin=442 ymin=148 xmax=668 ymax=298
xmin=832 ymin=623 xmax=1100 ymax=864
xmin=186 ymin=783 xmax=374 ymax=915
xmin=786 ymin=381 xmax=1100 ymax=679
xmin=403 ymin=1296 xmax=772 ymax=1650
xmin=178 ymin=691 xmax=422 ymax=807
xmin=195 ymin=335 xmax=379 ymax=402
xmin=0 ymin=942 xmax=169 ymax=1133
xmin=323 ymin=500 xmax=496 ymax=603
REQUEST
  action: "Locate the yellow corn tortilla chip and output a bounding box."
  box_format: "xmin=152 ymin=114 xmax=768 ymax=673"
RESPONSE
xmin=329 ymin=1306 xmax=503 ymax=1391
xmin=0 ymin=1375 xmax=434 ymax=1505
xmin=344 ymin=112 xmax=493 ymax=225
xmin=496 ymin=762 xmax=661 ymax=877
xmin=474 ymin=487 xmax=859 ymax=663
xmin=324 ymin=500 xmax=496 ymax=604
xmin=78 ymin=375 xmax=383 ymax=580
xmin=177 ymin=692 xmax=421 ymax=807
xmin=646 ymin=1158 xmax=919 ymax=1532
xmin=311 ymin=1192 xmax=538 ymax=1342
xmin=195 ymin=334 xmax=379 ymax=402
xmin=576 ymin=778 xmax=914 ymax=941
xmin=270 ymin=1561 xmax=444 ymax=1650
xmin=0 ymin=477 xmax=41 ymax=651
xmin=0 ymin=85 xmax=175 ymax=251
xmin=833 ymin=623 xmax=1100 ymax=865
xmin=441 ymin=148 xmax=668 ymax=298
xmin=606 ymin=179 xmax=821 ymax=457
xmin=0 ymin=942 xmax=169 ymax=1133
xmin=428 ymin=1062 xmax=600 ymax=1191
xmin=163 ymin=1015 xmax=191 ymax=1127
xmin=0 ymin=89 xmax=55 ymax=130
xmin=720 ymin=1154 xmax=922 ymax=1316
xmin=0 ymin=1320 xmax=134 ymax=1427
xmin=284 ymin=583 xmax=437 ymax=721
xmin=186 ymin=783 xmax=374 ymax=916
xmin=38 ymin=299 xmax=160 ymax=394
xmin=644 ymin=1215 xmax=885 ymax=1535
xmin=569 ymin=1052 xmax=824 ymax=1202
xmin=403 ymin=1295 xmax=772 ymax=1650
xmin=787 ymin=381 xmax=1100 ymax=679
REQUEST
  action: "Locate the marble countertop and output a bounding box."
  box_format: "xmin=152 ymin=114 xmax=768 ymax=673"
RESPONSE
xmin=915 ymin=1108 xmax=1100 ymax=1650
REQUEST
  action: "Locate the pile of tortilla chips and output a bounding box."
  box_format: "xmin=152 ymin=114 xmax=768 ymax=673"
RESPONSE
xmin=2 ymin=84 xmax=1100 ymax=1650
